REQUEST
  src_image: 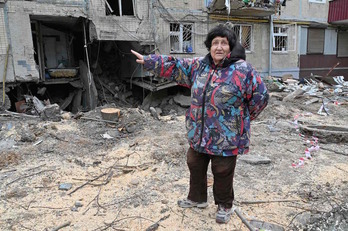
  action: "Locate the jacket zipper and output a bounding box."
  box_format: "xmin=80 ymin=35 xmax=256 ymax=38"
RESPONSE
xmin=198 ymin=67 xmax=217 ymax=149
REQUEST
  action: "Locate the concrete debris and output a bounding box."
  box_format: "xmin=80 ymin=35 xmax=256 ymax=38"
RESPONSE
xmin=300 ymin=125 xmax=348 ymax=143
xmin=41 ymin=104 xmax=61 ymax=121
xmin=59 ymin=183 xmax=72 ymax=191
xmin=173 ymin=94 xmax=191 ymax=107
xmin=1 ymin=76 xmax=347 ymax=230
xmin=101 ymin=133 xmax=114 ymax=139
xmin=238 ymin=155 xmax=271 ymax=165
xmin=149 ymin=107 xmax=159 ymax=120
xmin=250 ymin=219 xmax=285 ymax=231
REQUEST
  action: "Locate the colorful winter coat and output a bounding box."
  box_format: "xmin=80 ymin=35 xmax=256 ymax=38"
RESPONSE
xmin=143 ymin=52 xmax=268 ymax=156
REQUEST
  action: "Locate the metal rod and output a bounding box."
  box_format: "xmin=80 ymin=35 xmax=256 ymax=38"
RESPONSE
xmin=234 ymin=208 xmax=256 ymax=231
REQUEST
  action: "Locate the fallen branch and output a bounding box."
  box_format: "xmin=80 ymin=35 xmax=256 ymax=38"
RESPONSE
xmin=234 ymin=208 xmax=256 ymax=231
xmin=68 ymin=172 xmax=107 ymax=195
xmin=80 ymin=116 xmax=118 ymax=124
xmin=18 ymin=223 xmax=35 ymax=231
xmin=101 ymin=194 xmax=139 ymax=208
xmin=105 ymin=216 xmax=165 ymax=229
xmin=51 ymin=221 xmax=71 ymax=231
xmin=240 ymin=199 xmax=301 ymax=205
xmin=286 ymin=211 xmax=306 ymax=229
xmin=320 ymin=147 xmax=348 ymax=156
xmin=6 ymin=169 xmax=55 ymax=186
xmin=90 ymin=171 xmax=114 ymax=186
xmin=145 ymin=215 xmax=170 ymax=231
xmin=25 ymin=164 xmax=46 ymax=172
xmin=30 ymin=206 xmax=69 ymax=210
xmin=285 ymin=204 xmax=326 ymax=213
xmin=1 ymin=110 xmax=40 ymax=118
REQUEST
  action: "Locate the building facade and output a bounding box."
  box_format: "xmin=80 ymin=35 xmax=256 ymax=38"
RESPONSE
xmin=1 ymin=0 xmax=347 ymax=111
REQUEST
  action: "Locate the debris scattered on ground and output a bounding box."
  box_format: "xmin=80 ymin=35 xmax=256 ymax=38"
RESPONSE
xmin=1 ymin=75 xmax=347 ymax=230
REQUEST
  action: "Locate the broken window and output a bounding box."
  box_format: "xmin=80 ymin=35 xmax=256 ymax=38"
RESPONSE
xmin=307 ymin=28 xmax=325 ymax=54
xmin=170 ymin=23 xmax=193 ymax=53
xmin=30 ymin=18 xmax=84 ymax=81
xmin=232 ymin=25 xmax=252 ymax=52
xmin=106 ymin=0 xmax=134 ymax=16
xmin=0 ymin=10 xmax=8 ymax=55
xmin=337 ymin=31 xmax=348 ymax=57
xmin=273 ymin=25 xmax=288 ymax=52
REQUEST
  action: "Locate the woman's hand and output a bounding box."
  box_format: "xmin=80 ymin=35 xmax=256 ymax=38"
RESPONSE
xmin=131 ymin=50 xmax=145 ymax=64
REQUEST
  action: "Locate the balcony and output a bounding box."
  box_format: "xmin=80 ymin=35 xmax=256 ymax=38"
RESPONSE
xmin=207 ymin=0 xmax=282 ymax=18
xmin=0 ymin=0 xmax=6 ymax=7
xmin=328 ymin=0 xmax=348 ymax=25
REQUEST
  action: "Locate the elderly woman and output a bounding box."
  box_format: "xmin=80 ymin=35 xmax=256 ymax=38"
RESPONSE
xmin=131 ymin=24 xmax=268 ymax=224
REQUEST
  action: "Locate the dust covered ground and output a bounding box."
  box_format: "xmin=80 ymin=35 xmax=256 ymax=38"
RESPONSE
xmin=1 ymin=92 xmax=348 ymax=231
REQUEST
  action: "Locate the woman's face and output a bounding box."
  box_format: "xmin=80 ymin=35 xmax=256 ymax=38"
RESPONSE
xmin=210 ymin=36 xmax=230 ymax=65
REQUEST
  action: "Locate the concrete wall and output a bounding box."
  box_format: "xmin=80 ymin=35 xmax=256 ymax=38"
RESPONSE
xmin=244 ymin=23 xmax=300 ymax=78
xmin=279 ymin=0 xmax=329 ymax=23
xmin=89 ymin=0 xmax=150 ymax=41
xmin=7 ymin=11 xmax=39 ymax=82
xmin=89 ymin=0 xmax=209 ymax=58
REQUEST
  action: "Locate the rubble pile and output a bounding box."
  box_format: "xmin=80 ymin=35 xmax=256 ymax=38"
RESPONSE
xmin=0 ymin=74 xmax=347 ymax=230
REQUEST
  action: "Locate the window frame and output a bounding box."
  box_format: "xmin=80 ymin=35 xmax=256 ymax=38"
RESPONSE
xmin=105 ymin=0 xmax=135 ymax=16
xmin=337 ymin=31 xmax=348 ymax=58
xmin=169 ymin=22 xmax=194 ymax=54
xmin=307 ymin=28 xmax=325 ymax=54
xmin=232 ymin=24 xmax=252 ymax=52
xmin=273 ymin=25 xmax=289 ymax=53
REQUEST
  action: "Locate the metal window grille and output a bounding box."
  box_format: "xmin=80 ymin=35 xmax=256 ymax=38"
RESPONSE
xmin=273 ymin=26 xmax=288 ymax=52
xmin=232 ymin=25 xmax=252 ymax=52
xmin=0 ymin=10 xmax=8 ymax=55
xmin=170 ymin=23 xmax=193 ymax=53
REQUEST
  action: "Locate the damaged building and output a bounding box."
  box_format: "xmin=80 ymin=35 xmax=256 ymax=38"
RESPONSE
xmin=1 ymin=0 xmax=347 ymax=115
xmin=208 ymin=0 xmax=348 ymax=78
xmin=0 ymin=0 xmax=212 ymax=114
xmin=0 ymin=0 xmax=90 ymax=114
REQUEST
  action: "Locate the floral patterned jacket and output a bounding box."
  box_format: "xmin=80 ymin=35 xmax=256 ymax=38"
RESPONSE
xmin=143 ymin=52 xmax=269 ymax=156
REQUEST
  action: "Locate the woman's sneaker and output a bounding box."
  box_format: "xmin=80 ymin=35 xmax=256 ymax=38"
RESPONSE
xmin=177 ymin=198 xmax=208 ymax=208
xmin=216 ymin=205 xmax=233 ymax=223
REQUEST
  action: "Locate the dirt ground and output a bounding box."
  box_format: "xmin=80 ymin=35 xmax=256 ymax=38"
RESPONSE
xmin=1 ymin=91 xmax=348 ymax=231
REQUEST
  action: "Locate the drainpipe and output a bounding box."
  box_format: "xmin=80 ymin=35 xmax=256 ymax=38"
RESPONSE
xmin=3 ymin=5 xmax=15 ymax=80
xmin=269 ymin=15 xmax=273 ymax=77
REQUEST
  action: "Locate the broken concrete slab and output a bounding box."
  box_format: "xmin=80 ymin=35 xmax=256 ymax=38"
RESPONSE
xmin=173 ymin=94 xmax=191 ymax=107
xmin=41 ymin=104 xmax=61 ymax=121
xmin=250 ymin=219 xmax=285 ymax=231
xmin=300 ymin=125 xmax=348 ymax=143
xmin=238 ymin=155 xmax=271 ymax=165
xmin=283 ymin=88 xmax=306 ymax=102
